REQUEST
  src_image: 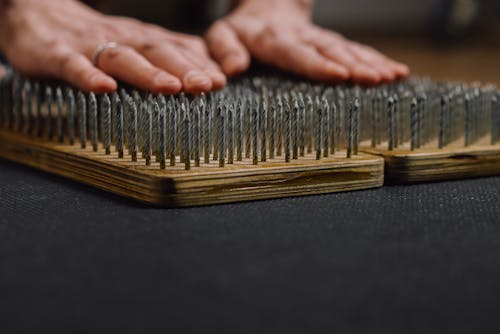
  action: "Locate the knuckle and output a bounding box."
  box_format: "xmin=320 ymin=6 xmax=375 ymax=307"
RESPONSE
xmin=254 ymin=24 xmax=284 ymax=50
xmin=261 ymin=24 xmax=282 ymax=39
xmin=102 ymin=45 xmax=131 ymax=61
xmin=45 ymin=38 xmax=68 ymax=52
xmin=138 ymin=42 xmax=157 ymax=53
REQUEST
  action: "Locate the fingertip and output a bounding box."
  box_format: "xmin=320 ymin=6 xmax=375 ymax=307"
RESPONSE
xmin=324 ymin=62 xmax=350 ymax=81
xmin=183 ymin=70 xmax=213 ymax=93
xmin=378 ymin=66 xmax=397 ymax=82
xmin=395 ymin=63 xmax=410 ymax=78
xmin=153 ymin=72 xmax=182 ymax=94
xmin=351 ymin=65 xmax=382 ymax=85
xmin=205 ymin=70 xmax=227 ymax=90
xmin=88 ymin=74 xmax=117 ymax=93
xmin=222 ymin=54 xmax=250 ymax=77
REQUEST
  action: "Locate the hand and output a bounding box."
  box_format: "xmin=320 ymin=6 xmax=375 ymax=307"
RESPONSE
xmin=0 ymin=0 xmax=226 ymax=93
xmin=205 ymin=0 xmax=409 ymax=84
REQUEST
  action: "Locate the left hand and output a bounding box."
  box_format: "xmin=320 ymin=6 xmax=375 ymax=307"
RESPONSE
xmin=205 ymin=0 xmax=409 ymax=85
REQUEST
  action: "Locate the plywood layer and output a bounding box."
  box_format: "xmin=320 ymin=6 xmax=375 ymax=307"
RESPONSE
xmin=0 ymin=131 xmax=384 ymax=206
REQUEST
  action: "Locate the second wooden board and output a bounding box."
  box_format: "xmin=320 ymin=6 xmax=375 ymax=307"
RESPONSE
xmin=362 ymin=140 xmax=500 ymax=183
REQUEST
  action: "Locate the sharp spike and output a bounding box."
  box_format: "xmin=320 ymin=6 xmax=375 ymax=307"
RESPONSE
xmin=193 ymin=102 xmax=201 ymax=167
xmin=316 ymin=97 xmax=323 ymax=160
xmin=276 ymin=95 xmax=283 ymax=157
xmin=269 ymin=97 xmax=276 ymax=159
xmin=66 ymin=88 xmax=75 ymax=145
xmin=168 ymin=100 xmax=177 ymax=166
xmin=236 ymin=98 xmax=243 ymax=161
xmin=330 ymin=101 xmax=336 ymax=155
xmin=114 ymin=94 xmax=124 ymax=158
xmin=127 ymin=96 xmax=138 ymax=161
xmin=77 ymin=92 xmax=87 ymax=149
xmin=158 ymin=102 xmax=166 ymax=169
xmin=322 ymin=98 xmax=330 ymax=158
xmin=101 ymin=93 xmax=111 ymax=154
xmin=228 ymin=102 xmax=235 ymax=164
xmin=261 ymin=98 xmax=267 ymax=162
xmin=142 ymin=101 xmax=152 ymax=166
xmin=24 ymin=81 xmax=34 ymax=136
xmin=55 ymin=87 xmax=64 ymax=143
xmin=387 ymin=97 xmax=395 ymax=151
xmin=88 ymin=92 xmax=98 ymax=151
xmin=217 ymin=102 xmax=226 ymax=168
xmin=284 ymin=98 xmax=291 ymax=163
xmin=292 ymin=99 xmax=299 ymax=159
xmin=45 ymin=86 xmax=53 ymax=140
xmin=347 ymin=99 xmax=353 ymax=158
xmin=252 ymin=96 xmax=259 ymax=165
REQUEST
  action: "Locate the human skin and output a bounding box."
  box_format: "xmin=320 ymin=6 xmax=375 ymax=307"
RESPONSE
xmin=0 ymin=0 xmax=227 ymax=94
xmin=0 ymin=0 xmax=409 ymax=93
xmin=206 ymin=0 xmax=410 ymax=85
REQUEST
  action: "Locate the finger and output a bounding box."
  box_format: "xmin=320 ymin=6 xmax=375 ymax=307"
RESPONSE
xmin=141 ymin=24 xmax=211 ymax=56
xmin=138 ymin=44 xmax=213 ymax=94
xmin=177 ymin=48 xmax=227 ymax=90
xmin=304 ymin=29 xmax=381 ymax=84
xmin=316 ymin=44 xmax=382 ymax=85
xmin=388 ymin=59 xmax=410 ymax=78
xmin=205 ymin=20 xmax=250 ymax=77
xmin=170 ymin=33 xmax=211 ymax=56
xmin=96 ymin=45 xmax=181 ymax=94
xmin=347 ymin=43 xmax=399 ymax=82
xmin=262 ymin=37 xmax=349 ymax=82
xmin=354 ymin=44 xmax=409 ymax=78
xmin=50 ymin=51 xmax=117 ymax=93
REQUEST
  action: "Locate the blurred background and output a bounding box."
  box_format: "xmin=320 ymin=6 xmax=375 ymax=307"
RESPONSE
xmin=101 ymin=0 xmax=500 ymax=84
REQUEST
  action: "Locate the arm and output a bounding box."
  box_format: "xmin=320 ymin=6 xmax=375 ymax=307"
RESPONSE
xmin=0 ymin=0 xmax=226 ymax=93
xmin=206 ymin=0 xmax=409 ymax=84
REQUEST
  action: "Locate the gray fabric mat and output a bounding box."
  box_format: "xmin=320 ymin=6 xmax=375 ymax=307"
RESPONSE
xmin=1 ymin=159 xmax=500 ymax=333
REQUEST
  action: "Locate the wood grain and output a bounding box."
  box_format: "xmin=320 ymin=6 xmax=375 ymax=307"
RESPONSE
xmin=0 ymin=130 xmax=384 ymax=206
xmin=362 ymin=142 xmax=500 ymax=183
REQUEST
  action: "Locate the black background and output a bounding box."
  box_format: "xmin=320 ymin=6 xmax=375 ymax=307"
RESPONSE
xmin=1 ymin=159 xmax=500 ymax=333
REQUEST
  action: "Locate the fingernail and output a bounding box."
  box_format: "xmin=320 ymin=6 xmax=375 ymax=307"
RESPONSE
xmin=184 ymin=70 xmax=212 ymax=88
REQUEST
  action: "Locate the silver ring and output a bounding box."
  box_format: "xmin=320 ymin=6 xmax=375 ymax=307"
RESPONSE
xmin=92 ymin=42 xmax=119 ymax=66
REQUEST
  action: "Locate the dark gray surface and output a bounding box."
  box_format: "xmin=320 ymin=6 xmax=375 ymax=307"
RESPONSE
xmin=1 ymin=158 xmax=500 ymax=333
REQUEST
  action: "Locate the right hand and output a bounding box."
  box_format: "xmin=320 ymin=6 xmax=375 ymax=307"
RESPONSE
xmin=0 ymin=0 xmax=226 ymax=94
xmin=206 ymin=0 xmax=409 ymax=84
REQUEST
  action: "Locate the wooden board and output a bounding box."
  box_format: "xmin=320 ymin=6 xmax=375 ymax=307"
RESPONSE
xmin=362 ymin=139 xmax=500 ymax=183
xmin=0 ymin=130 xmax=384 ymax=206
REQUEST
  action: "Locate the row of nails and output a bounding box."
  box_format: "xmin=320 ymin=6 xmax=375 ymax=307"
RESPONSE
xmin=358 ymin=77 xmax=499 ymax=150
xmin=1 ymin=71 xmax=499 ymax=171
xmin=0 ymin=71 xmax=363 ymax=170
